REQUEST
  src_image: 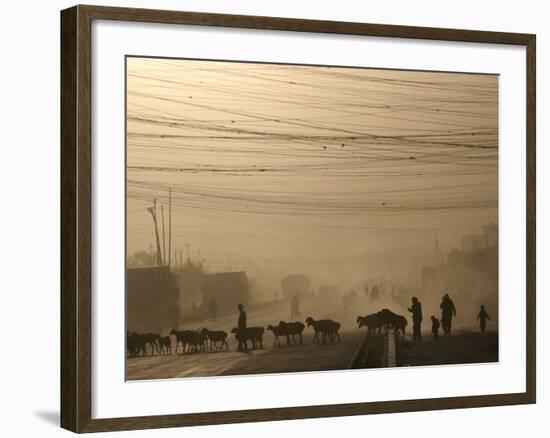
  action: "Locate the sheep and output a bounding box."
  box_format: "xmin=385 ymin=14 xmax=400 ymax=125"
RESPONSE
xmin=393 ymin=315 xmax=408 ymax=337
xmin=127 ymin=331 xmax=146 ymax=357
xmin=305 ymin=317 xmax=341 ymax=344
xmin=357 ymin=314 xmax=383 ymax=335
xmin=357 ymin=309 xmax=408 ymax=337
xmin=231 ymin=326 xmax=264 ymax=350
xmin=201 ymin=328 xmax=229 ymax=351
xmin=187 ymin=330 xmax=208 ymax=353
xmin=377 ymin=308 xmax=408 ymax=336
xmin=278 ymin=321 xmax=305 ymax=345
xmin=267 ymin=324 xmax=286 ymax=346
xmin=141 ymin=332 xmax=160 ymax=355
xmin=170 ymin=329 xmax=195 ymax=353
xmin=157 ymin=335 xmax=172 ymax=354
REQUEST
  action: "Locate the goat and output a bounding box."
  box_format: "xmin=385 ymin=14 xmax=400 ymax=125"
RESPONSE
xmin=201 ymin=328 xmax=229 ymax=351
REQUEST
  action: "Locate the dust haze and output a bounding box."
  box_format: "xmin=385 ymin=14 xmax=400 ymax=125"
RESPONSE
xmin=125 ymin=57 xmax=498 ymax=377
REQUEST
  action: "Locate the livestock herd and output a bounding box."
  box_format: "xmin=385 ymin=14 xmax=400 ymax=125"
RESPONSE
xmin=127 ymin=308 xmax=405 ymax=357
xmin=356 ymin=308 xmax=408 ymax=336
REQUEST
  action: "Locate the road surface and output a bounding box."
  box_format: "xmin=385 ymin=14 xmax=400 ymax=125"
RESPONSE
xmin=127 ymin=330 xmax=364 ymax=380
xmin=127 ymin=297 xmax=367 ymax=380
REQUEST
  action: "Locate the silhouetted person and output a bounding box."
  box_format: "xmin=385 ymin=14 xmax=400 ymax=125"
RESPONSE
xmin=191 ymin=301 xmax=197 ymax=315
xmin=407 ymin=296 xmax=423 ymax=341
xmin=209 ymin=298 xmax=218 ymax=321
xmin=342 ymin=291 xmax=349 ymax=316
xmin=440 ymin=293 xmax=456 ymax=336
xmin=237 ymin=303 xmax=247 ymax=351
xmin=477 ymin=305 xmax=491 ymax=333
xmin=431 ymin=316 xmax=440 ymax=341
xmin=290 ymin=292 xmax=301 ymax=319
xmin=371 ymin=285 xmax=380 ymax=301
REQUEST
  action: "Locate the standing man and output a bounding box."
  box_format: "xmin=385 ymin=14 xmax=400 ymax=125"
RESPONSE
xmin=407 ymin=296 xmax=423 ymax=341
xmin=440 ymin=293 xmax=457 ymax=336
xmin=477 ymin=305 xmax=491 ymax=333
xmin=237 ymin=303 xmax=247 ymax=351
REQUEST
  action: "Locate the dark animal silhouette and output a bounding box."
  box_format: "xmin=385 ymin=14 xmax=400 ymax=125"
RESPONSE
xmin=279 ymin=320 xmax=305 ymax=344
xmin=231 ymin=326 xmax=264 ymax=350
xmin=140 ymin=332 xmax=160 ymax=355
xmin=187 ymin=330 xmax=207 ymax=353
xmin=305 ymin=317 xmax=341 ymax=344
xmin=127 ymin=331 xmax=146 ymax=356
xmin=356 ymin=314 xmax=383 ymax=335
xmin=170 ymin=329 xmax=195 ymax=353
xmin=201 ymin=328 xmax=229 ymax=351
xmin=157 ymin=335 xmax=172 ymax=354
xmin=267 ymin=324 xmax=286 ymax=346
xmin=377 ymin=308 xmax=408 ymax=336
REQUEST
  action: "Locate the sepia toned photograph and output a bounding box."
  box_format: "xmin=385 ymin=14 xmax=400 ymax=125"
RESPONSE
xmin=125 ymin=57 xmax=499 ymax=381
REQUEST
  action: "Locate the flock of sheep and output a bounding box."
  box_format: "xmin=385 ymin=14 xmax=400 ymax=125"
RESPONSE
xmin=127 ymin=309 xmax=406 ymax=357
xmin=127 ymin=316 xmax=342 ymax=357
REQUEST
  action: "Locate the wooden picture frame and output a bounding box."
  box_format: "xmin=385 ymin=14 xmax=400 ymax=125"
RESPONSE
xmin=61 ymin=4 xmax=536 ymax=433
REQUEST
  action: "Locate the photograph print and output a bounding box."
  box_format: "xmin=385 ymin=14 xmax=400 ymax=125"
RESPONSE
xmin=125 ymin=57 xmax=499 ymax=380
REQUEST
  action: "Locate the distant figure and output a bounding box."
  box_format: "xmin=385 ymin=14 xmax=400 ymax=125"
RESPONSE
xmin=440 ymin=293 xmax=457 ymax=336
xmin=209 ymin=298 xmax=218 ymax=321
xmin=477 ymin=305 xmax=491 ymax=333
xmin=290 ymin=292 xmax=301 ymax=320
xmin=342 ymin=291 xmax=349 ymax=316
xmin=371 ymin=285 xmax=380 ymax=301
xmin=407 ymin=296 xmax=423 ymax=341
xmin=191 ymin=301 xmax=197 ymax=315
xmin=431 ymin=316 xmax=440 ymax=341
xmin=237 ymin=303 xmax=247 ymax=351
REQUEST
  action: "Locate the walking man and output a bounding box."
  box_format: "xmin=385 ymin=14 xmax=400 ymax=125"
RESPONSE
xmin=407 ymin=296 xmax=423 ymax=341
xmin=440 ymin=293 xmax=457 ymax=336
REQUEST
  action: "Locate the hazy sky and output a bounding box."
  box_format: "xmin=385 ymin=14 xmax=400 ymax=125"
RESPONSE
xmin=126 ymin=57 xmax=498 ymax=286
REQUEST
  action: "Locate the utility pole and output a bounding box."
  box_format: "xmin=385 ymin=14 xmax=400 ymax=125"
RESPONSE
xmin=147 ymin=199 xmax=163 ymax=267
xmin=161 ymin=205 xmax=166 ymax=268
xmin=168 ymin=188 xmax=172 ymax=268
